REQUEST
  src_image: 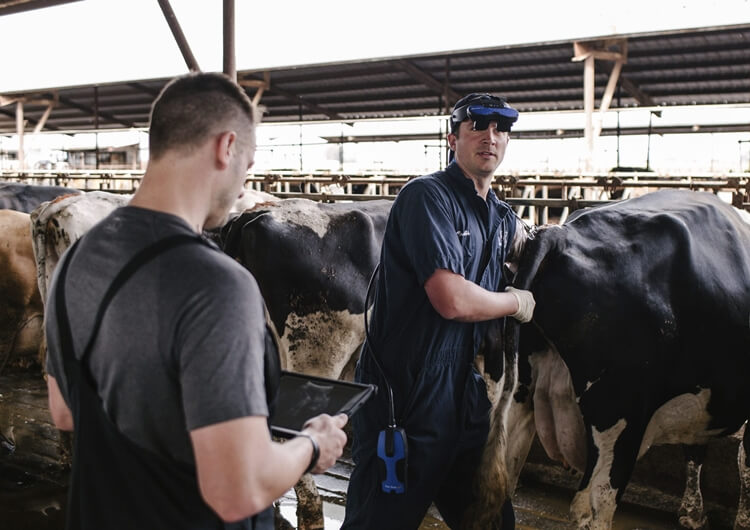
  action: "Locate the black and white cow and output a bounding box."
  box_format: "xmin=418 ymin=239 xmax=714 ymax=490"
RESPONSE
xmin=471 ymin=190 xmax=750 ymax=529
xmin=0 ymin=182 xmax=81 ymax=213
xmin=221 ymin=198 xmax=392 ymax=380
xmin=220 ymin=198 xmax=392 ymax=527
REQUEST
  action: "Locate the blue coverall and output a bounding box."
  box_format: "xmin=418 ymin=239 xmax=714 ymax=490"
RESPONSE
xmin=342 ymin=162 xmax=517 ymax=529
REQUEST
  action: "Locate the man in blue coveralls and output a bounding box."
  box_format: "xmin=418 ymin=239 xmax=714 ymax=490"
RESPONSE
xmin=342 ymin=93 xmax=535 ymax=529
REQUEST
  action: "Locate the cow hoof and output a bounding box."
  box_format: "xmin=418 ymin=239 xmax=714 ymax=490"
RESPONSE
xmin=679 ymin=514 xmax=709 ymax=530
xmin=273 ymin=504 xmax=294 ymax=530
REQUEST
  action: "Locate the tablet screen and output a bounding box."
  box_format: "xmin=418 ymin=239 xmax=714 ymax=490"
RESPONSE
xmin=271 ymin=371 xmax=376 ymax=437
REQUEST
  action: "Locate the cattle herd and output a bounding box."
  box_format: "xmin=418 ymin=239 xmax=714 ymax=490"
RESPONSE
xmin=1 ymin=180 xmax=750 ymax=529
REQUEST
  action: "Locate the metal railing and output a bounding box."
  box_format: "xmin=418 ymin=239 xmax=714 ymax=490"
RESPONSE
xmin=2 ymin=169 xmax=749 ymax=224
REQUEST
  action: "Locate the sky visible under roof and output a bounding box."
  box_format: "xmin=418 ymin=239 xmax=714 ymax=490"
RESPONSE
xmin=0 ymin=0 xmax=749 ymax=93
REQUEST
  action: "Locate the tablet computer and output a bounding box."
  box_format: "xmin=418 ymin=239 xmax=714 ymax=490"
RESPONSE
xmin=271 ymin=371 xmax=377 ymax=438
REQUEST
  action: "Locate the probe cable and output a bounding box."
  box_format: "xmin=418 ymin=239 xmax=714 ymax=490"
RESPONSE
xmin=363 ymin=264 xmax=397 ymax=428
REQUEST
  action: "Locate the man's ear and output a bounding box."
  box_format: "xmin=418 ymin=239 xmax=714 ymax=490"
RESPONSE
xmin=215 ymin=130 xmax=237 ymax=169
xmin=447 ymin=132 xmax=457 ymax=152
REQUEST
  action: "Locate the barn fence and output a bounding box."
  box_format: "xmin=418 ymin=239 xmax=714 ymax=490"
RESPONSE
xmin=2 ymin=169 xmax=749 ymax=225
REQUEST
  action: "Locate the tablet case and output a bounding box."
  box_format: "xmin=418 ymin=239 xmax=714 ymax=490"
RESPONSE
xmin=271 ymin=371 xmax=376 ymax=438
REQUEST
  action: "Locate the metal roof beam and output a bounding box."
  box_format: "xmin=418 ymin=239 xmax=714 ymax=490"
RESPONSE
xmin=619 ymin=75 xmax=660 ymax=112
xmin=390 ymin=59 xmax=460 ymax=103
xmin=126 ymin=82 xmax=162 ymax=97
xmin=245 ymin=79 xmax=344 ymax=121
xmin=319 ymin=122 xmax=750 ymax=143
xmin=223 ymin=0 xmax=235 ymax=80
xmin=58 ymin=95 xmax=135 ymax=128
xmin=157 ymin=0 xmax=200 ymax=72
xmin=0 ymin=0 xmax=81 ymax=16
xmin=0 ymin=99 xmax=61 ymax=131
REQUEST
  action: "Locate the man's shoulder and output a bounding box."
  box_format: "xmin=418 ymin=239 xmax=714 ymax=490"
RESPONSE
xmin=173 ymin=241 xmax=257 ymax=290
xmin=397 ymin=169 xmax=452 ymax=202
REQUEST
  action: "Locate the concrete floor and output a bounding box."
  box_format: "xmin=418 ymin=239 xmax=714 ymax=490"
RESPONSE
xmin=276 ymin=456 xmax=693 ymax=529
xmin=0 ymin=444 xmax=735 ymax=530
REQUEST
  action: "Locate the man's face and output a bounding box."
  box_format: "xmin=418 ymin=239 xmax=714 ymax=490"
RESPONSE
xmin=448 ymin=119 xmax=509 ymax=179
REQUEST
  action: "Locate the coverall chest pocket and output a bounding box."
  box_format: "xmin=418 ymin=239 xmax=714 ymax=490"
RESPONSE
xmin=456 ymin=227 xmax=475 ymax=262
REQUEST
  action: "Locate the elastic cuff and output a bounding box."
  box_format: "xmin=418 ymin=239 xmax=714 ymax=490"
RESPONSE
xmin=298 ymin=433 xmax=320 ymax=474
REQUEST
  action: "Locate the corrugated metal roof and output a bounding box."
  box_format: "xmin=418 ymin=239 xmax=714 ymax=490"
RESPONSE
xmin=0 ymin=23 xmax=748 ymax=134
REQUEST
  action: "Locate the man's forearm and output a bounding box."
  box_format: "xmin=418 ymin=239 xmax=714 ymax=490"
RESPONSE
xmin=425 ymin=269 xmax=521 ymax=322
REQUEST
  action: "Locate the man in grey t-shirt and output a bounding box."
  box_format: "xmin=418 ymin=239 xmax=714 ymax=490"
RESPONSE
xmin=45 ymin=72 xmax=348 ymax=529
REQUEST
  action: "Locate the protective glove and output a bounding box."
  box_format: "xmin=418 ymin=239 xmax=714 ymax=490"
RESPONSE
xmin=505 ymin=286 xmax=535 ymax=323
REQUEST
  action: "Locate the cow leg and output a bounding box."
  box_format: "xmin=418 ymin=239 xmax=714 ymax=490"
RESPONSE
xmin=735 ymin=425 xmax=750 ymax=530
xmin=294 ymin=474 xmax=324 ymax=530
xmin=571 ymin=414 xmax=645 ymax=529
xmin=338 ymin=343 xmax=362 ymax=382
xmin=274 ymin=503 xmax=295 ymax=530
xmin=570 ymin=422 xmax=621 ymax=529
xmin=678 ymin=444 xmax=708 ymax=530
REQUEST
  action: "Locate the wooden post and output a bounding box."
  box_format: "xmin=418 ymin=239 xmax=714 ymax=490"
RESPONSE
xmin=574 ymin=39 xmax=628 ymax=172
xmin=595 ymin=60 xmax=623 ymax=138
xmin=32 ymin=102 xmax=54 ymax=134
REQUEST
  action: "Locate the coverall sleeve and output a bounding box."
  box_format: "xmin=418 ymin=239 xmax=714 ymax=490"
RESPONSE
xmin=394 ymin=181 xmax=465 ymax=285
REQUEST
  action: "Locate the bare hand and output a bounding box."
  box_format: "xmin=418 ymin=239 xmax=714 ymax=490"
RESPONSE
xmin=302 ymin=413 xmax=348 ymax=474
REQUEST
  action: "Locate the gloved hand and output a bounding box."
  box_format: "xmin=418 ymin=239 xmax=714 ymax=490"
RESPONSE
xmin=505 ymin=286 xmax=535 ymax=323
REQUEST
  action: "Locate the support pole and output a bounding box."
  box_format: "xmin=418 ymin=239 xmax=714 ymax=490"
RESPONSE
xmin=157 ymin=0 xmax=200 ymax=72
xmin=594 ymin=60 xmax=623 ymax=138
xmin=223 ymin=0 xmax=236 ymax=81
xmin=94 ymin=86 xmax=100 ymax=170
xmin=33 ymin=102 xmax=54 ymax=134
xmin=16 ymin=101 xmax=24 ymax=170
xmin=583 ymin=55 xmax=595 ymax=172
xmin=573 ymin=39 xmax=627 ymax=172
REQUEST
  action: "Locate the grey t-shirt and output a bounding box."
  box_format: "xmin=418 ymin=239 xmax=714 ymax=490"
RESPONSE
xmin=45 ymin=206 xmax=269 ymax=465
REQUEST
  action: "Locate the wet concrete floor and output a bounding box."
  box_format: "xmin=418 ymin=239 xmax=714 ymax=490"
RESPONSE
xmin=0 ymin=466 xmax=67 ymax=530
xmin=277 ymin=481 xmax=683 ymax=529
xmin=0 ymin=458 xmax=701 ymax=530
xmin=276 ymin=456 xmax=687 ymax=529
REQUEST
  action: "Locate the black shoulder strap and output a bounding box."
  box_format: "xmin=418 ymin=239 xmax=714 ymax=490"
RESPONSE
xmin=56 ymin=234 xmax=206 ymax=387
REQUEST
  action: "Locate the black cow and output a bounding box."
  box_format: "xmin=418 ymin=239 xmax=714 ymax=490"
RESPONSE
xmin=221 ymin=198 xmax=391 ymax=527
xmin=471 ymin=190 xmax=750 ymax=529
xmin=0 ymin=182 xmax=80 ymax=213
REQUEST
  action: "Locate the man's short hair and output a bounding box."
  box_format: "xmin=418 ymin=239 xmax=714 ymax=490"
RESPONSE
xmin=148 ymin=72 xmax=257 ymax=160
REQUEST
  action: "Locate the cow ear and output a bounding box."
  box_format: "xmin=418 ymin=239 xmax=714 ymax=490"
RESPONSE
xmin=215 ymin=131 xmax=237 ymax=169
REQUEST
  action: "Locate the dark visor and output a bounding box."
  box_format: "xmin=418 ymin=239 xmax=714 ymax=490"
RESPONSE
xmin=451 ymin=103 xmax=519 ymax=132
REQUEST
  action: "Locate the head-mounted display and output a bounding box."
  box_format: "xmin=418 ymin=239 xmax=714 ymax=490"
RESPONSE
xmin=450 ymin=94 xmax=519 ymax=133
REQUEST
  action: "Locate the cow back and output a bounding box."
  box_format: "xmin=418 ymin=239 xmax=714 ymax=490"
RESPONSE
xmin=30 ymin=191 xmax=130 ymax=303
xmin=0 ymin=209 xmax=44 ymax=370
xmin=518 ymin=190 xmax=750 ymax=407
xmin=0 ymin=182 xmax=81 ymax=213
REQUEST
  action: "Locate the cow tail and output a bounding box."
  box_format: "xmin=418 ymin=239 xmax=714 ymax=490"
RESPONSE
xmin=29 ymin=206 xmax=48 ymax=302
xmin=464 ymin=228 xmax=560 ymax=529
xmin=505 ymin=226 xmax=560 ymax=366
